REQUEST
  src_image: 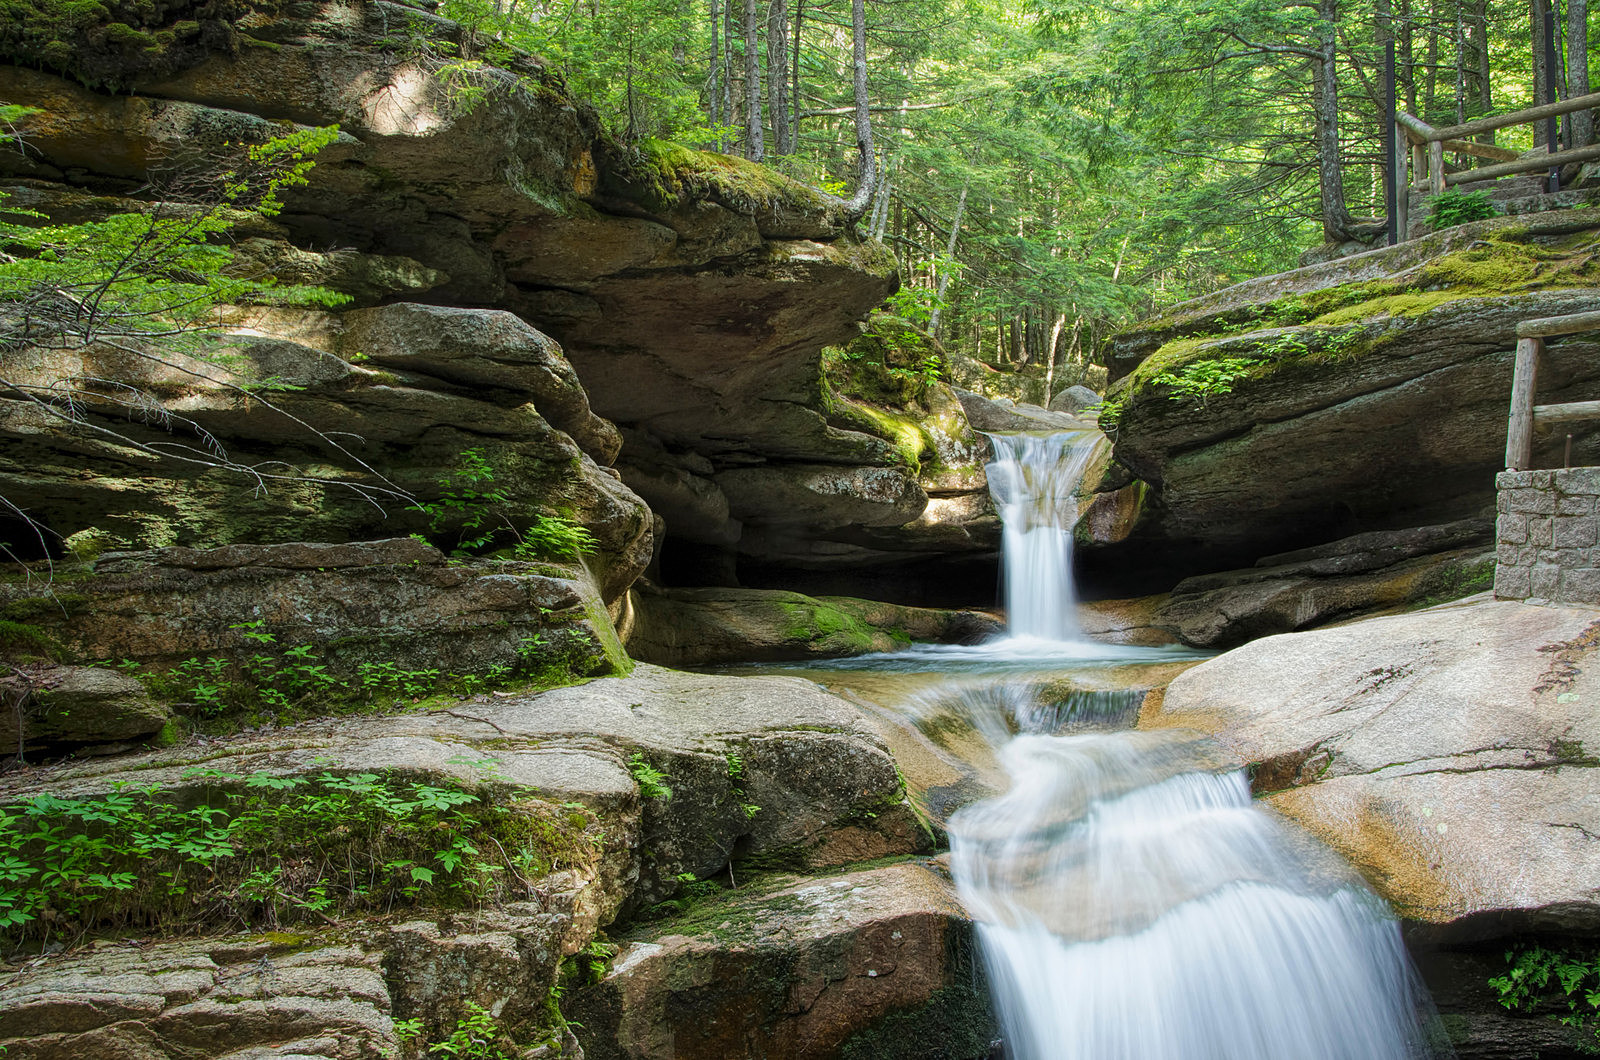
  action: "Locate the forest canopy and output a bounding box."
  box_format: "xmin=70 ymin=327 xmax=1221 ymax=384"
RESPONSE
xmin=439 ymin=0 xmax=1594 ymax=379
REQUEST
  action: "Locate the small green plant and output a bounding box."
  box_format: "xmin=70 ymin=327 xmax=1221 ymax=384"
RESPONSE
xmin=1150 ymin=355 xmax=1263 ymax=403
xmin=0 ymin=770 xmax=599 ymax=941
xmin=627 ymin=753 xmax=673 ymax=801
xmin=1490 ymin=944 xmax=1600 ymax=1050
xmin=1089 ymin=397 xmax=1123 ymax=431
xmin=427 ymin=1002 xmax=511 ymax=1059
xmin=417 ymin=449 xmax=596 ymax=559
xmin=1429 ymin=187 xmax=1498 ymax=230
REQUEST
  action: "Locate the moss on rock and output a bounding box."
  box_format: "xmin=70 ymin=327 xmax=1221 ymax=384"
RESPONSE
xmin=0 ymin=0 xmax=252 ymax=91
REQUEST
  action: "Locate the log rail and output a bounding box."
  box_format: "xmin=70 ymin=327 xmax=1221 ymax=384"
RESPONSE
xmin=1400 ymin=92 xmax=1600 ymax=198
xmin=1506 ymin=308 xmax=1600 ymax=470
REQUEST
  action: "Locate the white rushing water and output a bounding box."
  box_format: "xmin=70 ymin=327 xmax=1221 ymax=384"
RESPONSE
xmin=984 ymin=430 xmax=1105 ymax=642
xmin=935 ymin=429 xmax=1445 ymax=1059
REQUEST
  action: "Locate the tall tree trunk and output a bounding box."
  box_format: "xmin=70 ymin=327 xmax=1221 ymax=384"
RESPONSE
xmin=791 ymin=0 xmax=803 ymax=151
xmin=1454 ymin=0 xmax=1466 ymax=125
xmin=1534 ymin=0 xmax=1552 ymax=146
xmin=1424 ymin=0 xmax=1440 ymax=117
xmin=1571 ymin=0 xmax=1593 ymax=146
xmin=928 ymin=180 xmax=967 ymax=338
xmin=1469 ymin=0 xmax=1491 ymax=120
xmin=766 ymin=0 xmax=791 ymax=154
xmin=1314 ymin=0 xmax=1357 ymax=241
xmin=708 ymin=0 xmax=721 ymax=142
xmin=1400 ymin=0 xmax=1417 ymax=111
xmin=744 ymin=0 xmax=763 ymax=160
xmin=837 ymin=0 xmax=876 ymax=217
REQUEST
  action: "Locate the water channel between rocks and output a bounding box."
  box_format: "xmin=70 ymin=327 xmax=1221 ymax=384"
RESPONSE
xmin=742 ymin=430 xmax=1449 ymax=1059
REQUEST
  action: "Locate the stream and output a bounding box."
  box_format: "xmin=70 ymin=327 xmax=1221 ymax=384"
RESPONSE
xmin=756 ymin=431 xmax=1446 ymax=1059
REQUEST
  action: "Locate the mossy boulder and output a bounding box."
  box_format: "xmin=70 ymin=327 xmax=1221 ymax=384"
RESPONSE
xmin=566 ymin=861 xmax=994 ymax=1060
xmin=622 ymin=585 xmax=1002 ymax=667
xmin=1091 ymin=209 xmax=1600 ymax=577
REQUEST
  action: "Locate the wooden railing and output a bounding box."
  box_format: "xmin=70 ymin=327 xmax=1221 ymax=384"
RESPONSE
xmin=1506 ymin=307 xmax=1600 ymax=470
xmin=1399 ymin=91 xmax=1600 ymax=203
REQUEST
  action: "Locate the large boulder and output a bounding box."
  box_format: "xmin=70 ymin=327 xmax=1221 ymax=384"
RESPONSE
xmin=0 ymin=540 xmax=627 ymax=720
xmin=1094 ymin=213 xmax=1600 ymax=579
xmin=1150 ymin=597 xmax=1600 ymax=939
xmin=0 ymin=663 xmax=931 ymax=1055
xmin=0 ymin=319 xmax=654 ymax=600
xmin=566 ymin=861 xmax=995 ymax=1060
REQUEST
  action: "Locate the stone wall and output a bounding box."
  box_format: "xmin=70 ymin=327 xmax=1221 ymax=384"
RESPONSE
xmin=1494 ymin=468 xmax=1600 ymax=603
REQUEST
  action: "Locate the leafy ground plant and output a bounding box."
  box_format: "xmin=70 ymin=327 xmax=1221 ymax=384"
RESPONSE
xmin=0 ymin=768 xmax=600 ymax=943
xmin=418 ymin=448 xmax=597 ymax=560
xmin=1490 ymin=944 xmax=1600 ymax=1051
xmin=1429 ymin=187 xmax=1499 ymax=230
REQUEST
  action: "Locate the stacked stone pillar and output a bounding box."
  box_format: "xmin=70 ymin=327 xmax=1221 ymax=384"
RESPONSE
xmin=1495 ymin=468 xmax=1600 ymax=603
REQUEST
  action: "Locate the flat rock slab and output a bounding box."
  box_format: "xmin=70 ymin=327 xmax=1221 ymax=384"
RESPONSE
xmin=0 ymin=935 xmax=396 ymax=1060
xmin=1152 ymin=597 xmax=1600 ymax=937
xmin=568 ymin=860 xmax=993 ymax=1060
xmin=0 ymin=664 xmax=924 ymax=905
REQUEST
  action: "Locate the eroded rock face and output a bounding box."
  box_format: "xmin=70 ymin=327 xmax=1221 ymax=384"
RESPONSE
xmin=622 ymin=585 xmax=1002 ymax=667
xmin=0 ymin=935 xmax=398 ymax=1060
xmin=567 ymin=861 xmax=995 ymax=1060
xmin=1150 ymin=597 xmax=1600 ymax=939
xmin=0 ymin=1 xmax=954 ymax=587
xmin=0 ymin=320 xmax=653 ymax=599
xmin=0 ymin=664 xmax=931 ymax=1055
xmin=0 ymin=538 xmax=628 ymax=752
xmin=1093 ymin=215 xmax=1600 ymax=579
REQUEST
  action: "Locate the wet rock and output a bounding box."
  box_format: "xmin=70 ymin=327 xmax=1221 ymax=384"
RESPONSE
xmin=1158 ymin=544 xmax=1497 ymax=648
xmin=953 ymin=390 xmax=1088 ymax=433
xmin=622 ymin=585 xmax=1002 ymax=667
xmin=566 ymin=861 xmax=995 ymax=1060
xmin=1151 ymin=597 xmax=1600 ymax=939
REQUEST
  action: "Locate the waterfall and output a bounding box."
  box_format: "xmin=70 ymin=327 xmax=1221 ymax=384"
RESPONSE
xmin=927 ymin=428 xmax=1447 ymax=1060
xmin=946 ymin=720 xmax=1440 ymax=1060
xmin=984 ymin=430 xmax=1104 ymax=642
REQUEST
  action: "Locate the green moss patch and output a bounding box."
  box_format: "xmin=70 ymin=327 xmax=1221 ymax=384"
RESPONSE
xmin=615 ymin=138 xmax=839 ymax=218
xmin=0 ymin=0 xmax=255 ymax=91
xmin=1114 ymin=225 xmax=1600 ymax=408
xmin=0 ymin=768 xmax=602 ymax=941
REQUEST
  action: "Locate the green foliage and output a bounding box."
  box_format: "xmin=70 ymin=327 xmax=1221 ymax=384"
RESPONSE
xmin=627 ymin=752 xmax=672 ymax=801
xmin=425 ymin=1002 xmax=514 ymax=1059
xmin=131 ymin=620 xmax=599 ymax=730
xmin=0 ymin=124 xmax=349 ymax=354
xmin=418 ymin=449 xmax=597 ymax=560
xmin=1429 ymin=188 xmax=1500 ymax=230
xmin=0 ymin=768 xmax=598 ymax=940
xmin=1149 ymin=355 xmax=1264 ymax=403
xmin=1490 ymin=944 xmax=1600 ymax=1050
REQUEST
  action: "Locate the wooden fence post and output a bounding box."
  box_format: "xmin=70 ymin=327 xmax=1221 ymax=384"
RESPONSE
xmin=1429 ymin=140 xmax=1446 ymax=195
xmin=1506 ymin=336 xmax=1543 ymax=470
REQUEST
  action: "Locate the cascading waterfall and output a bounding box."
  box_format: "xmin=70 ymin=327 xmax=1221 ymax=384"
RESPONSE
xmin=940 ymin=430 xmax=1443 ymax=1059
xmin=984 ymin=430 xmax=1105 ymax=642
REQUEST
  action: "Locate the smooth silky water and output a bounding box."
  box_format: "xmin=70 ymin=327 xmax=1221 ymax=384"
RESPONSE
xmin=740 ymin=430 xmax=1447 ymax=1059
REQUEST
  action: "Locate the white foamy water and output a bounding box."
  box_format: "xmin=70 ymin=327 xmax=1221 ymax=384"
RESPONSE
xmin=931 ymin=427 xmax=1445 ymax=1059
xmin=947 ymin=725 xmax=1439 ymax=1060
xmin=985 ymin=430 xmax=1105 ymax=641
